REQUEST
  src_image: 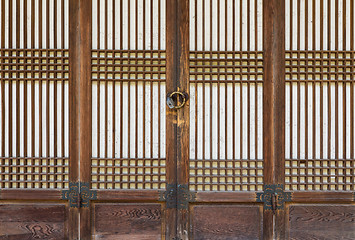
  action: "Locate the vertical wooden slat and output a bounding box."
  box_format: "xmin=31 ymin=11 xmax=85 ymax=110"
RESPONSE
xmin=112 ymin=0 xmax=116 ymax=160
xmin=53 ymin=0 xmax=58 ymax=188
xmin=104 ymin=0 xmax=108 ymax=189
xmin=39 ymin=0 xmax=43 ymax=168
xmin=8 ymin=0 xmax=13 ymax=162
xmin=158 ymin=0 xmax=161 ymax=163
xmin=263 ymin=0 xmax=285 ymax=239
xmin=1 ymin=0 xmax=5 ymax=157
xmin=150 ymin=0 xmax=153 ymax=162
xmin=119 ymin=0 xmax=123 ymax=189
xmin=15 ymin=0 xmax=20 ymax=189
xmin=61 ymin=0 xmax=65 ymax=161
xmin=255 ymin=0 xmax=259 ymax=162
xmin=351 ymin=0 xmax=354 ymax=164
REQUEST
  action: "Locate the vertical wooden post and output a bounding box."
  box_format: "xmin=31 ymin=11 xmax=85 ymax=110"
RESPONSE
xmin=263 ymin=0 xmax=285 ymax=239
xmin=176 ymin=0 xmax=190 ymax=239
xmin=166 ymin=0 xmax=178 ymax=238
xmin=69 ymin=0 xmax=92 ymax=239
xmin=68 ymin=1 xmax=80 ymax=238
xmin=166 ymin=0 xmax=190 ymax=239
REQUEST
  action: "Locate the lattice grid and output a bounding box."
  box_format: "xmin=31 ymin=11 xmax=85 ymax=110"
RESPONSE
xmin=0 ymin=0 xmax=70 ymax=189
xmin=285 ymin=0 xmax=355 ymax=191
xmin=91 ymin=0 xmax=167 ymax=190
xmin=189 ymin=0 xmax=264 ymax=192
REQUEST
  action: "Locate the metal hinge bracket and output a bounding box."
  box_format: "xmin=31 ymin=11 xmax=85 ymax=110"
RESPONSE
xmin=61 ymin=182 xmax=97 ymax=208
xmin=159 ymin=184 xmax=196 ymax=209
xmin=256 ymin=184 xmax=292 ymax=214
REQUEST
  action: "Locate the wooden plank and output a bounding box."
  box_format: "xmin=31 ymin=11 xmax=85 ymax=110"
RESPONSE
xmin=291 ymin=192 xmax=355 ymax=202
xmin=176 ymin=0 xmax=190 ymax=239
xmin=166 ymin=0 xmax=179 ymax=238
xmin=287 ymin=205 xmax=355 ymax=240
xmin=0 ymin=189 xmax=62 ymax=200
xmin=195 ymin=192 xmax=258 ymax=203
xmin=92 ymin=203 xmax=162 ymax=240
xmin=96 ymin=190 xmax=160 ymax=201
xmin=263 ymin=0 xmax=286 ymax=239
xmin=69 ymin=0 xmax=93 ymax=239
xmin=191 ymin=205 xmax=263 ymax=240
xmin=68 ymin=0 xmax=81 ymax=238
xmin=0 ymin=204 xmax=67 ymax=239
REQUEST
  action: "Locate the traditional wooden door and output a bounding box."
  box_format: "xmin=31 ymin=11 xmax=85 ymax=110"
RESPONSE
xmin=1 ymin=0 xmax=355 ymax=240
xmin=0 ymin=0 xmax=80 ymax=239
xmin=283 ymin=0 xmax=355 ymax=239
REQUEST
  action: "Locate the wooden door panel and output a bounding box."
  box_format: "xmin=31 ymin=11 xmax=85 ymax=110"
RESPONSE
xmin=90 ymin=0 xmax=167 ymax=191
xmin=191 ymin=205 xmax=263 ymax=240
xmin=187 ymin=0 xmax=266 ymax=238
xmin=0 ymin=203 xmax=68 ymax=239
xmin=92 ymin=203 xmax=163 ymax=240
xmin=188 ymin=0 xmax=264 ymax=193
xmin=287 ymin=204 xmax=355 ymax=240
xmin=283 ymin=0 xmax=355 ymax=239
xmin=88 ymin=0 xmax=170 ymax=239
xmin=0 ymin=0 xmax=78 ymax=238
xmin=284 ymin=0 xmax=355 ymax=191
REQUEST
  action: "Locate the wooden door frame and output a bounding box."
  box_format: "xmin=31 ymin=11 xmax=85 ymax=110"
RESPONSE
xmin=170 ymin=0 xmax=286 ymax=239
xmin=166 ymin=0 xmax=190 ymax=239
xmin=71 ymin=0 xmax=177 ymax=239
xmin=263 ymin=0 xmax=286 ymax=239
xmin=164 ymin=0 xmax=286 ymax=239
xmin=70 ymin=0 xmax=355 ymax=239
xmin=69 ymin=0 xmax=92 ymax=239
xmin=0 ymin=0 xmax=284 ymax=239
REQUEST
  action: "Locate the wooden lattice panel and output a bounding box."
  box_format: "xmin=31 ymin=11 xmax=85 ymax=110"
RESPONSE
xmin=189 ymin=0 xmax=264 ymax=191
xmin=0 ymin=0 xmax=69 ymax=189
xmin=285 ymin=0 xmax=355 ymax=191
xmin=91 ymin=0 xmax=166 ymax=190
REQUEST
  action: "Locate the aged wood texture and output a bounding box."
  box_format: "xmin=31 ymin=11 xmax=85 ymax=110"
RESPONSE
xmin=288 ymin=205 xmax=355 ymax=240
xmin=165 ymin=0 xmax=178 ymax=237
xmin=89 ymin=0 xmax=170 ymax=238
xmin=93 ymin=203 xmax=162 ymax=240
xmin=191 ymin=205 xmax=263 ymax=240
xmin=0 ymin=204 xmax=67 ymax=239
xmin=195 ymin=192 xmax=258 ymax=203
xmin=166 ymin=0 xmax=189 ymax=238
xmin=176 ymin=0 xmax=190 ymax=239
xmin=263 ymin=0 xmax=285 ymax=239
xmin=68 ymin=0 xmax=81 ymax=238
xmin=77 ymin=0 xmax=92 ymax=238
xmin=96 ymin=190 xmax=160 ymax=201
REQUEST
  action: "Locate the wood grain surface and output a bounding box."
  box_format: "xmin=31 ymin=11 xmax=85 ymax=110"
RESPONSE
xmin=191 ymin=205 xmax=263 ymax=240
xmin=0 ymin=204 xmax=67 ymax=240
xmin=288 ymin=204 xmax=355 ymax=240
xmin=93 ymin=203 xmax=162 ymax=240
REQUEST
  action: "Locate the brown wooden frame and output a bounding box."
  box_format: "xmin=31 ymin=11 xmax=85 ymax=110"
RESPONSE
xmin=1 ymin=0 xmax=355 ymax=239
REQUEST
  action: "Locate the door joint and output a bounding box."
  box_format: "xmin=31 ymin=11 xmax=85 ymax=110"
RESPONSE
xmin=256 ymin=184 xmax=292 ymax=214
xmin=61 ymin=181 xmax=97 ymax=208
xmin=159 ymin=184 xmax=196 ymax=209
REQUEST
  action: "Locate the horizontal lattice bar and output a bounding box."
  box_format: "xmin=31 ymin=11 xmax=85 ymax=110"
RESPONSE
xmin=286 ymin=51 xmax=355 ymax=82
xmin=0 ymin=49 xmax=69 ymax=81
xmin=190 ymin=51 xmax=263 ymax=82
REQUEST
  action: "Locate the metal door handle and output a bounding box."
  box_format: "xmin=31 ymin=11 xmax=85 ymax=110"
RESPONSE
xmin=166 ymin=91 xmax=189 ymax=109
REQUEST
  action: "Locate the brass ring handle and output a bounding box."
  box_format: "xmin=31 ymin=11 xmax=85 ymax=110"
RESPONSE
xmin=166 ymin=91 xmax=188 ymax=109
